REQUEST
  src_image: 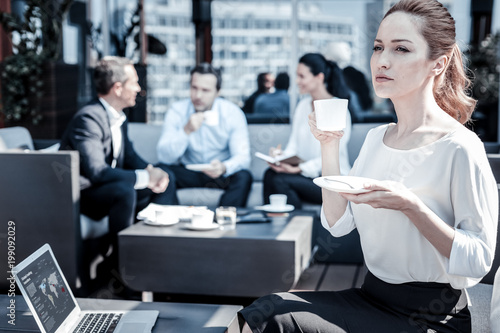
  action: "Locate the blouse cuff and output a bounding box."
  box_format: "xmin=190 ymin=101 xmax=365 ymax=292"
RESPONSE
xmin=449 ymin=228 xmax=489 ymax=279
xmin=320 ymin=204 xmax=353 ymax=237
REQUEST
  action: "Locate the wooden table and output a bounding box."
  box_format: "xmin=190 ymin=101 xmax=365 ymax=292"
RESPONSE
xmin=0 ymin=295 xmax=241 ymax=333
xmin=118 ymin=212 xmax=313 ymax=298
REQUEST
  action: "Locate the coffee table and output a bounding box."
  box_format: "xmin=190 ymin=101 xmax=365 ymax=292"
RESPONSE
xmin=118 ymin=212 xmax=313 ymax=299
xmin=0 ymin=295 xmax=242 ymax=333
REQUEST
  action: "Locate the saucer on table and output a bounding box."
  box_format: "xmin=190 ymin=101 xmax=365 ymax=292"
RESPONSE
xmin=183 ymin=223 xmax=220 ymax=231
xmin=255 ymin=204 xmax=295 ymax=213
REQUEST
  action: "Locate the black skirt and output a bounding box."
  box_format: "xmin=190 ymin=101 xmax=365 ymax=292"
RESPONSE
xmin=239 ymin=271 xmax=471 ymax=333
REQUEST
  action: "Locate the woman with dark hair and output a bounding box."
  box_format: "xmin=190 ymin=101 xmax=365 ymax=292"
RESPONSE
xmin=240 ymin=0 xmax=497 ymax=332
xmin=262 ymin=53 xmax=352 ymax=209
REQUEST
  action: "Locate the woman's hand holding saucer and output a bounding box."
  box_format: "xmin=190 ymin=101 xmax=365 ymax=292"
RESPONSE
xmin=340 ymin=180 xmax=419 ymax=212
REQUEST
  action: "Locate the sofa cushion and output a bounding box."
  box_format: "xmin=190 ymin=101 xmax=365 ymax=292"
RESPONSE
xmin=177 ymin=188 xmax=224 ymax=209
xmin=128 ymin=123 xmax=162 ymax=164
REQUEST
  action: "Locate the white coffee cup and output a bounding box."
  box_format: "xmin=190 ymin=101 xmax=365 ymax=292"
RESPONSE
xmin=314 ymin=98 xmax=348 ymax=131
xmin=155 ymin=208 xmax=178 ymax=224
xmin=191 ymin=209 xmax=215 ymax=228
xmin=203 ymin=110 xmax=219 ymax=126
xmin=269 ymin=194 xmax=287 ymax=208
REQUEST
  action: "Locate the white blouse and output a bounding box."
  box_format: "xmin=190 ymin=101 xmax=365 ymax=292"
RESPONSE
xmin=284 ymin=96 xmax=352 ymax=178
xmin=322 ymin=124 xmax=498 ymax=289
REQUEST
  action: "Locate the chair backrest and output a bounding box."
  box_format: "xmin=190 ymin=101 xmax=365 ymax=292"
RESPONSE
xmin=488 ymin=154 xmax=500 ymax=183
xmin=0 ymin=126 xmax=34 ymax=151
xmin=481 ymin=186 xmax=500 ymax=284
xmin=0 ymin=151 xmax=80 ymax=293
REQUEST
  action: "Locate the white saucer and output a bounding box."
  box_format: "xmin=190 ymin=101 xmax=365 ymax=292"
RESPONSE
xmin=183 ymin=223 xmax=220 ymax=231
xmin=185 ymin=164 xmax=214 ymax=172
xmin=313 ymin=176 xmax=373 ymax=194
xmin=143 ymin=219 xmax=179 ymax=227
xmin=255 ymin=204 xmax=295 ymax=213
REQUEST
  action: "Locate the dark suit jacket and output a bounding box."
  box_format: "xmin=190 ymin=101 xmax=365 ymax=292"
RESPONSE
xmin=60 ymin=100 xmax=148 ymax=190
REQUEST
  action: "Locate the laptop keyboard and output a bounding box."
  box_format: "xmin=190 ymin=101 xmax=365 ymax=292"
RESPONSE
xmin=73 ymin=313 xmax=123 ymax=333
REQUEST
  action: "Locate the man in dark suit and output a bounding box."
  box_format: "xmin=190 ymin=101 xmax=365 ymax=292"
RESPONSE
xmin=60 ymin=57 xmax=174 ymax=267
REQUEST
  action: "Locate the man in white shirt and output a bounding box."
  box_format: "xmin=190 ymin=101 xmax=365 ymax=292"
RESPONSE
xmin=157 ymin=63 xmax=252 ymax=207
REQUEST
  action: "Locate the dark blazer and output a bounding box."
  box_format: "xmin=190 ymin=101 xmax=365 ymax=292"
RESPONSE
xmin=60 ymin=100 xmax=148 ymax=190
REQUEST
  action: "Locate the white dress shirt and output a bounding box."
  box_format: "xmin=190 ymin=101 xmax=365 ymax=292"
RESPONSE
xmin=321 ymin=124 xmax=498 ymax=289
xmin=100 ymin=98 xmax=149 ymax=189
xmin=156 ymin=97 xmax=251 ymax=176
xmin=284 ymin=96 xmax=351 ymax=178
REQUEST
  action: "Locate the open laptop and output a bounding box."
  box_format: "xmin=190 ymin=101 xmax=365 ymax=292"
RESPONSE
xmin=12 ymin=243 xmax=159 ymax=333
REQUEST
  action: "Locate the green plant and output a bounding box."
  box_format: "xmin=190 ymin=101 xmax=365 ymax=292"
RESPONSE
xmin=0 ymin=0 xmax=73 ymax=124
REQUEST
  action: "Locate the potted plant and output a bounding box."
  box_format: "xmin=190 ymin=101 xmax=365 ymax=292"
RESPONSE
xmin=0 ymin=0 xmax=76 ymax=139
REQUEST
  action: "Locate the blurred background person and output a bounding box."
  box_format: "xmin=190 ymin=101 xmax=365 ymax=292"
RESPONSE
xmin=253 ymin=72 xmax=290 ymax=119
xmin=242 ymin=72 xmax=275 ymax=113
xmin=157 ymin=63 xmax=252 ymax=207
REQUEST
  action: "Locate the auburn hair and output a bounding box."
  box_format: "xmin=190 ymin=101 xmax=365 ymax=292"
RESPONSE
xmin=384 ymin=0 xmax=476 ymax=124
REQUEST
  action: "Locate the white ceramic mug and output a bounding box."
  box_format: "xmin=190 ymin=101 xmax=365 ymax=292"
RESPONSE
xmin=203 ymin=110 xmax=219 ymax=126
xmin=314 ymin=98 xmax=348 ymax=131
xmin=269 ymin=194 xmax=287 ymax=208
xmin=191 ymin=209 xmax=215 ymax=228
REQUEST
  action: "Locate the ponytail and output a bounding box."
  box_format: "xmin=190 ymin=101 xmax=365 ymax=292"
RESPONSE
xmin=325 ymin=60 xmax=350 ymax=100
xmin=433 ymin=44 xmax=476 ymax=124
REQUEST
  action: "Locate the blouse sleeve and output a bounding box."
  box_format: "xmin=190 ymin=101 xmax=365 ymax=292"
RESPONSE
xmin=448 ymin=145 xmax=498 ymax=279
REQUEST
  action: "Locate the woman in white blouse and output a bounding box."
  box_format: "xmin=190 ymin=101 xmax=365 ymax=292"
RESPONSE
xmin=240 ymin=0 xmax=498 ymax=332
xmin=262 ymin=53 xmax=352 ymax=209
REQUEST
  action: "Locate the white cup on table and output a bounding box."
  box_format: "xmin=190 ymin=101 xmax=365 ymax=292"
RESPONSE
xmin=269 ymin=194 xmax=287 ymax=208
xmin=191 ymin=209 xmax=215 ymax=228
xmin=314 ymin=98 xmax=348 ymax=131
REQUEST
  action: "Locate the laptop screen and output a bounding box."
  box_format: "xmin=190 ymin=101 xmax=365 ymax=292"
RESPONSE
xmin=15 ymin=247 xmax=78 ymax=333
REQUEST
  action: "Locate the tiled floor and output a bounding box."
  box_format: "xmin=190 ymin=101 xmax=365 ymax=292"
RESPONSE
xmin=293 ymin=262 xmax=366 ymax=292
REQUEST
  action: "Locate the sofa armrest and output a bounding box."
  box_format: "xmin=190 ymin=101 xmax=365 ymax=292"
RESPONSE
xmin=0 ymin=151 xmax=81 ymax=292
